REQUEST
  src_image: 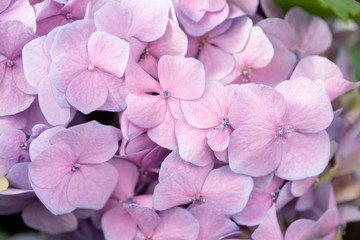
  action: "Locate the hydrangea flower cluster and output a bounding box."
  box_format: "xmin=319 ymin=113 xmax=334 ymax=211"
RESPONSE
xmin=1 ymin=0 xmax=360 ymax=239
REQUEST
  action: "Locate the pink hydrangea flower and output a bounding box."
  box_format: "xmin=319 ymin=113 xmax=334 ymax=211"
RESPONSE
xmin=28 ymin=121 xmax=120 ymax=214
xmin=228 ymin=78 xmax=334 ymax=180
xmin=0 ymin=20 xmax=36 ymax=116
xmin=49 ymin=20 xmax=130 ymax=114
xmin=126 ymin=55 xmax=205 ymax=149
xmin=0 ymin=0 xmax=36 ymax=31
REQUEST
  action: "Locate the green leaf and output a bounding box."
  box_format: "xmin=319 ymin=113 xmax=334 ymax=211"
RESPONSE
xmin=319 ymin=163 xmax=338 ymax=183
xmin=274 ymin=0 xmax=360 ymax=23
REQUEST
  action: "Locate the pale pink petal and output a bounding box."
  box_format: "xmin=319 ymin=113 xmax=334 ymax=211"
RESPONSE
xmin=181 ymin=81 xmax=222 ymax=128
xmin=228 ymin=0 xmax=259 ymax=17
xmin=295 ymin=188 xmax=316 ymax=211
xmin=228 ymin=83 xmax=286 ymax=128
xmin=147 ymin=109 xmax=177 ymax=150
xmin=158 ymin=55 xmax=205 ymax=100
xmin=259 ymin=0 xmax=283 ymax=18
xmin=0 ymin=0 xmax=11 ymax=13
xmin=94 ymin=1 xmax=131 ymax=39
xmin=158 ymin=147 xmax=213 ymax=189
xmin=251 ymin=205 xmax=283 ymax=240
xmin=229 ymin=126 xmax=281 ymax=177
xmin=88 ymin=31 xmax=129 ymax=78
xmin=243 ymin=26 xmax=274 ymax=68
xmin=198 ymin=44 xmax=234 ymax=81
xmin=50 ymin=121 xmax=120 ymax=164
xmin=175 ymin=118 xmax=214 ymax=166
xmin=290 ymin=55 xmax=360 ymax=100
xmin=49 ymin=54 xmax=88 ymax=93
xmin=22 ymin=201 xmax=78 ymax=234
xmin=22 ymin=36 xmax=48 ymax=88
xmin=276 ymin=77 xmax=333 ymax=132
xmin=150 ymin=19 xmax=188 ymax=57
xmin=101 ymin=206 xmax=137 ymax=240
xmin=51 ymin=20 xmax=95 ymax=59
xmin=110 ymin=159 xmax=138 ymax=201
xmin=168 ymin=97 xmax=183 ymax=119
xmin=210 ymin=16 xmax=252 ymax=53
xmin=126 ymin=94 xmax=166 ymax=128
xmin=122 ymin=0 xmax=170 ymax=42
xmin=201 ymin=166 xmax=253 ymax=214
xmin=67 ymin=163 xmax=118 ymax=210
xmin=275 ymin=131 xmax=330 ymax=180
xmin=29 ymin=144 xmax=75 ymax=189
xmin=285 ymin=7 xmax=332 ymax=54
xmin=38 ymin=77 xmax=72 ymax=125
xmin=125 ymin=61 xmax=162 ymax=94
xmin=153 ymin=207 xmax=200 ymax=240
xmin=152 ymin=172 xmax=198 ymax=211
xmin=12 ymin=59 xmax=37 ymax=94
xmin=207 ymin=129 xmax=230 ymax=152
xmin=66 ymin=71 xmax=108 ymax=114
xmin=189 ymin=204 xmax=238 ymax=240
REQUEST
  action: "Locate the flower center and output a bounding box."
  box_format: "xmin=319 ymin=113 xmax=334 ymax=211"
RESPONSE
xmin=198 ymin=38 xmax=208 ymax=50
xmin=160 ymin=89 xmax=170 ymax=99
xmin=125 ymin=35 xmax=132 ymax=42
xmin=190 ymin=194 xmax=205 ymax=204
xmin=139 ymin=47 xmax=150 ymax=62
xmin=271 ymin=189 xmax=280 ymax=203
xmin=88 ymin=64 xmax=95 ymax=71
xmin=65 ymin=13 xmax=73 ymax=19
xmin=19 ymin=142 xmax=28 ymax=150
xmin=214 ymin=115 xmax=232 ymax=130
xmin=6 ymin=60 xmax=13 ymax=67
xmin=239 ymin=66 xmax=251 ymax=83
xmin=72 ymin=163 xmax=81 ymax=172
xmin=273 ymin=123 xmax=294 ymax=144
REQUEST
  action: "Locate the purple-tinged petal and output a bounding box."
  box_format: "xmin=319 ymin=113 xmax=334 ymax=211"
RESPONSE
xmin=291 ymin=176 xmax=317 ymax=197
xmin=295 ymin=187 xmax=316 ymax=211
xmin=101 ymin=206 xmax=137 ymax=240
xmin=30 ymin=172 xmax=75 ymax=215
xmin=175 ymin=118 xmax=214 ymax=166
xmin=7 ymin=162 xmax=32 ymax=190
xmin=158 ymin=55 xmax=205 ymax=100
xmin=189 ymin=203 xmax=238 ymax=240
xmin=152 ymin=207 xmax=200 ymax=240
xmin=201 ymin=166 xmax=253 ymax=214
xmin=67 ymin=163 xmax=118 ymax=210
xmin=275 ymin=131 xmax=330 ymax=180
xmin=22 ymin=200 xmax=78 ymax=234
xmin=210 ymin=16 xmax=252 ymax=53
xmin=29 ymin=144 xmax=75 ymax=189
xmin=290 ymin=55 xmax=360 ymax=101
xmin=207 ymin=129 xmax=230 ymax=152
xmin=87 ymin=31 xmax=129 ymax=78
xmin=198 ymin=44 xmax=234 ymax=81
xmin=284 ymin=219 xmax=317 ymax=240
xmin=251 ymin=205 xmax=283 ymax=240
xmin=50 ymin=121 xmax=120 ymax=164
xmin=0 ymin=129 xmax=26 ymax=159
xmin=38 ymin=77 xmax=72 ymax=125
xmin=124 ymin=204 xmax=160 ymax=237
xmin=0 ymin=189 xmax=35 ymax=215
xmin=228 ymin=0 xmax=259 ymax=17
xmin=285 ymin=7 xmax=332 ymax=55
xmin=29 ymin=127 xmax=64 ymax=161
xmin=276 ymin=77 xmax=333 ymax=133
xmin=110 ymin=159 xmax=138 ymax=201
